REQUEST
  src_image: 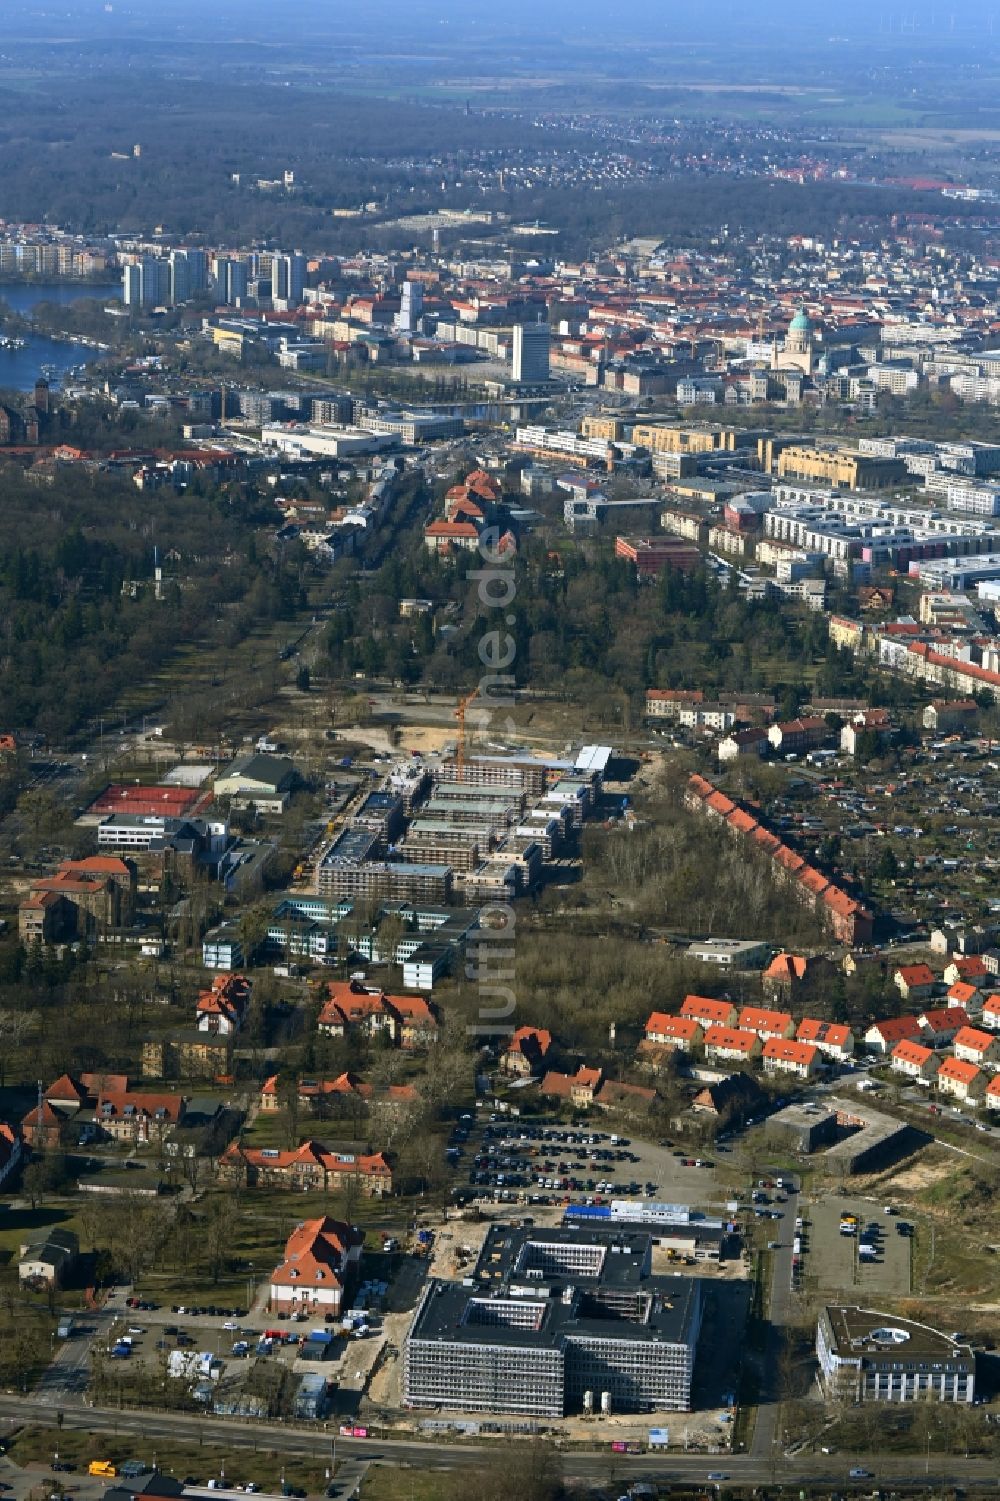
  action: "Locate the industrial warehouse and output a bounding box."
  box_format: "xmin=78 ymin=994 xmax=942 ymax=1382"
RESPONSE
xmin=403 ymin=1225 xmax=703 ymax=1418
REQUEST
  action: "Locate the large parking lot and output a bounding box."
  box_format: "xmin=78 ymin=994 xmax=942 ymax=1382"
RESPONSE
xmin=798 ymin=1193 xmax=912 ymax=1297
xmin=451 ymin=1115 xmax=739 ymax=1212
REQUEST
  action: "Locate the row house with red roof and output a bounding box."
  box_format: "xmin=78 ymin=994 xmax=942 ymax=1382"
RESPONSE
xmin=795 ymin=1018 xmax=855 ymax=1062
xmin=864 ymin=1015 xmax=923 ymax=1055
xmin=953 ymin=1026 xmax=1000 ymax=1070
xmin=762 ymin=1038 xmax=820 ymax=1080
xmin=642 ymin=1013 xmax=705 ymax=1051
xmin=685 ymin=775 xmax=873 ymax=945
xmin=703 ymin=1025 xmax=761 ymax=1065
xmin=736 ymin=1004 xmax=796 ymax=1042
xmin=918 ymin=1006 xmax=970 ymax=1048
xmin=680 ymin=994 xmax=738 ymax=1029
xmin=936 ymin=1056 xmax=988 ymax=1103
xmin=890 ymin=1039 xmax=941 ymax=1083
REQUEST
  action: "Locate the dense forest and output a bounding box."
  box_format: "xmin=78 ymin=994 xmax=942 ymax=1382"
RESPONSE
xmin=0 ymin=465 xmax=304 ymax=740
xmin=0 ymin=69 xmax=988 ymax=256
xmin=327 ymin=519 xmax=870 ymax=714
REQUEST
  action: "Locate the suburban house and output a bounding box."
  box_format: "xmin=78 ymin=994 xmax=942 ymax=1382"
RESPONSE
xmin=840 ymin=709 xmax=893 ymax=757
xmin=923 ymin=699 xmax=978 ymax=733
xmin=196 ymin=974 xmax=252 ymax=1034
xmin=943 ymin=956 xmax=990 ymax=989
xmin=795 ymin=1018 xmax=855 ymax=1062
xmin=761 ymin=1038 xmax=820 ymax=1079
xmin=936 ymin=1057 xmax=987 ymax=1103
xmin=953 ymin=1026 xmax=1000 ymax=1069
xmin=987 ymin=1076 xmax=1000 ymax=1110
xmin=767 ymin=716 xmax=827 ymax=754
xmin=702 ymin=1025 xmax=762 ymax=1065
xmin=540 ymin=1065 xmax=604 ymax=1108
xmin=982 ymin=994 xmax=1000 ymax=1031
xmin=642 ymin=1013 xmax=704 ymax=1051
xmin=19 ymin=1228 xmax=78 ymax=1287
xmin=500 ymin=1026 xmax=553 ymax=1077
xmin=946 ymin=981 xmax=983 ymax=1015
xmin=259 ymin=1073 xmax=372 ymax=1112
xmin=894 ymin=964 xmax=937 ymax=1003
xmin=717 ymin=727 xmax=769 ymax=763
xmin=21 ymin=1071 xmax=128 ymax=1147
xmin=762 ymin=952 xmax=811 ymax=1002
xmin=917 ymin=1006 xmax=970 ymax=1048
xmin=645 ymin=688 xmax=704 ymax=720
xmin=680 ymin=994 xmax=738 ymax=1029
xmin=96 ymin=1091 xmax=186 ymax=1143
xmin=268 ymin=1216 xmax=363 ymax=1318
xmin=219 ymin=1139 xmax=393 ymax=1196
xmin=864 ymin=1016 xmax=922 ymax=1055
xmin=317 ymin=980 xmax=438 ymax=1048
xmin=0 ymin=1123 xmax=22 ymax=1187
xmin=594 ymin=1079 xmax=657 ymax=1112
xmin=736 ymin=1004 xmax=796 ymax=1041
xmin=890 ymin=1039 xmax=941 ymax=1083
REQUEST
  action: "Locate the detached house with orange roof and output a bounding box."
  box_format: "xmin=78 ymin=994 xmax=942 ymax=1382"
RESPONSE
xmin=890 ymin=1039 xmax=940 ymax=1083
xmin=703 ymin=1025 xmax=761 ymax=1065
xmin=268 ymin=1216 xmax=363 ymax=1317
xmin=196 ymin=974 xmax=252 ymax=1035
xmin=945 ymin=981 xmax=983 ymax=1016
xmin=987 ymin=1075 xmax=1000 ymax=1111
xmin=953 ymin=1026 xmax=1000 ymax=1070
xmin=795 ymin=1018 xmax=855 ymax=1062
xmin=936 ymin=1056 xmax=987 ymax=1104
xmin=762 ymin=1038 xmax=820 ymax=1080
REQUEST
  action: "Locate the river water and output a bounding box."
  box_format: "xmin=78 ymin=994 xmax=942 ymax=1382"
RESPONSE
xmin=0 ymin=282 xmax=120 ymax=391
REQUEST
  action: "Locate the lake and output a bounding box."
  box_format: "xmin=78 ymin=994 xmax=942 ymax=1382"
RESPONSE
xmin=0 ymin=281 xmax=120 ymax=392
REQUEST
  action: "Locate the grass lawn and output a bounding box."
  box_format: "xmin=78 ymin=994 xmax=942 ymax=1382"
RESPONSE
xmin=7 ymin=1424 xmax=328 ymax=1492
xmin=360 ymin=1469 xmax=465 ymax=1501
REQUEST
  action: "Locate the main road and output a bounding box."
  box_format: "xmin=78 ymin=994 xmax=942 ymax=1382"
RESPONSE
xmin=0 ymin=1392 xmax=995 ymax=1493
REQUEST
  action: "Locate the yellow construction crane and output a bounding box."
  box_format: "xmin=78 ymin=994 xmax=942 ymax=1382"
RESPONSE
xmin=454 ymin=689 xmax=479 ymax=780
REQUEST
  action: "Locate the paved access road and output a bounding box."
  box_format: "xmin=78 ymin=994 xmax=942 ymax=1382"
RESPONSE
xmin=0 ymin=1392 xmax=997 ymax=1493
